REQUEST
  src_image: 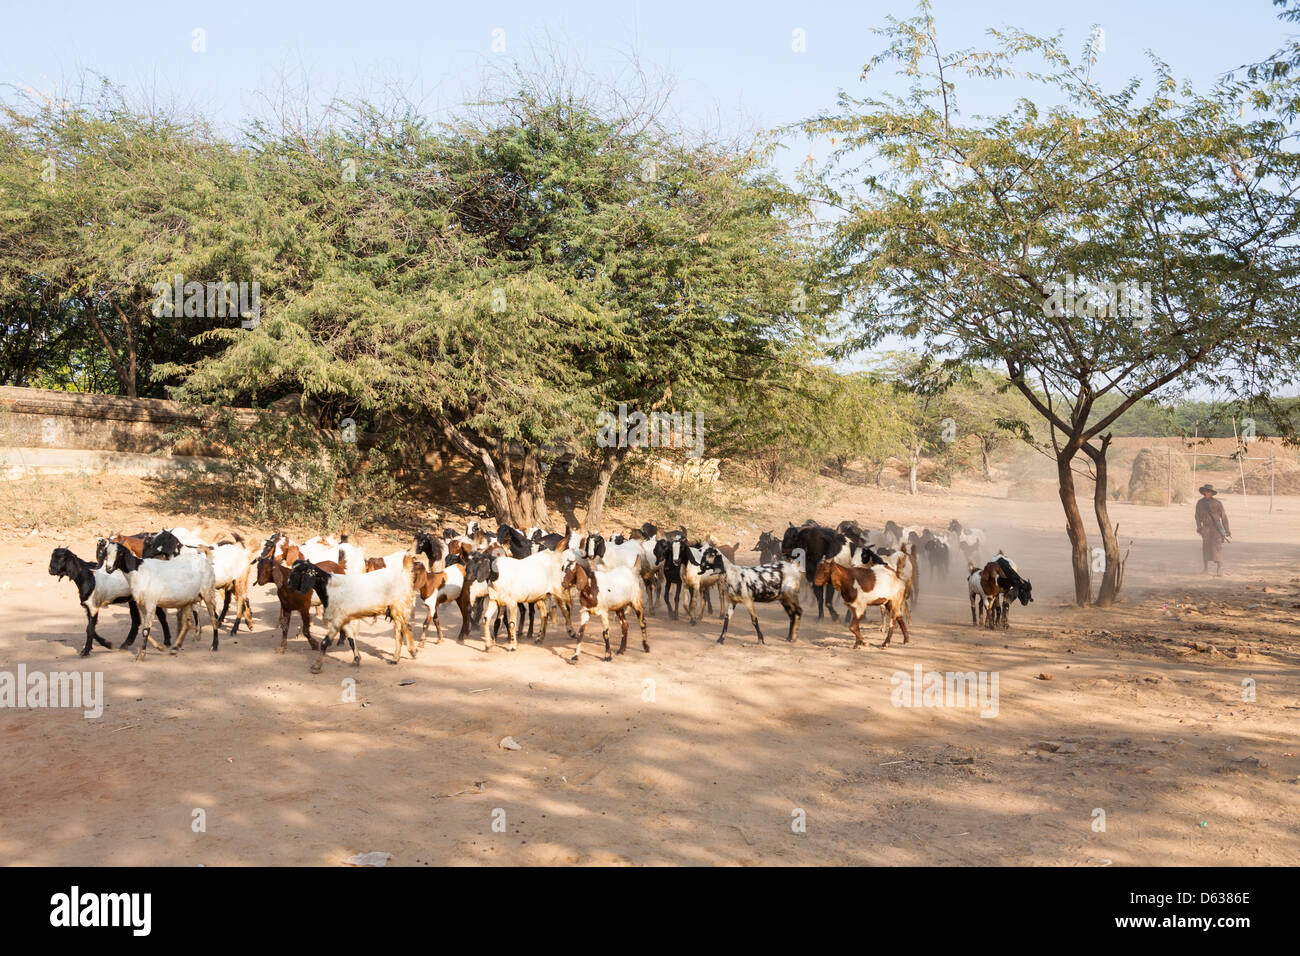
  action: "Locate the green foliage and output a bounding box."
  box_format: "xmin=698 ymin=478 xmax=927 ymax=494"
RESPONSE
xmin=166 ymin=410 xmax=399 ymax=528
xmin=1 ymin=82 xmax=272 ymax=397
xmin=801 ymin=2 xmax=1300 ymax=599
xmin=802 ymin=2 xmax=1300 ymax=439
xmin=2 ymin=68 xmax=824 ymax=523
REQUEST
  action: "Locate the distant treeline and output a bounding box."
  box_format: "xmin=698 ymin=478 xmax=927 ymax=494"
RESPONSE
xmin=1089 ymin=394 xmax=1300 ymax=440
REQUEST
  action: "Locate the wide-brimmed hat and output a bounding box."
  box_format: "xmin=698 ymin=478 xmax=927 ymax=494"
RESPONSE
xmin=1198 ymin=484 xmax=1218 ymax=495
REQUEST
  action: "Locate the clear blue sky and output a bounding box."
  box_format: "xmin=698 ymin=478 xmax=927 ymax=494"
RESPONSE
xmin=3 ymin=0 xmax=1291 ymax=182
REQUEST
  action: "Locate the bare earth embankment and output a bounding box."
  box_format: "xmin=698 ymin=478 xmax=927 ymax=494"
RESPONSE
xmin=0 ymin=474 xmax=1296 ymax=865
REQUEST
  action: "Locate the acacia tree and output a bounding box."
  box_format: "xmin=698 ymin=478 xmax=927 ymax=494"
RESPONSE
xmin=823 ymin=369 xmax=911 ymax=482
xmin=885 ymin=355 xmax=970 ymax=494
xmin=803 ymin=3 xmax=1300 ymax=605
xmin=165 ymin=71 xmax=817 ymax=528
xmin=710 ymin=357 xmax=840 ymax=488
xmin=946 ymin=368 xmax=1042 ymax=480
xmin=2 ymin=90 xmax=264 ymax=396
xmin=1 ymin=82 xmax=280 ymax=398
xmin=417 ymin=83 xmax=816 ymax=528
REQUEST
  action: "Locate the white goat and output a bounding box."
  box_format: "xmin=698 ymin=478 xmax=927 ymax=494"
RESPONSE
xmin=473 ymin=542 xmax=575 ymax=652
xmin=103 ymin=543 xmax=220 ymax=662
xmin=595 ymin=536 xmax=645 ymax=572
xmin=681 ymin=545 xmax=725 ymax=625
xmin=336 ymin=536 xmax=367 ymax=574
xmin=164 ymin=526 xmax=212 ymax=548
xmin=287 ymin=555 xmax=416 ymax=672
xmin=949 ymin=521 xmax=986 ymax=563
xmin=967 ymin=561 xmax=991 ymax=626
xmin=209 ymin=534 xmax=256 ymax=633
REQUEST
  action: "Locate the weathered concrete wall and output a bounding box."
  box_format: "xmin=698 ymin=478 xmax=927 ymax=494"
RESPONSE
xmin=0 ymin=385 xmax=261 ymax=455
xmin=0 ymin=446 xmax=239 ymax=481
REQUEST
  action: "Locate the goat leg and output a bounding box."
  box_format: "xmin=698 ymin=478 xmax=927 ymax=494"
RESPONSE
xmin=505 ymin=605 xmax=519 ymax=652
xmin=897 ymin=612 xmax=913 ymax=645
xmin=118 ymin=604 xmax=140 ymax=650
xmin=216 ymin=589 xmax=232 ymax=625
xmin=455 ymin=589 xmax=471 ymax=643
xmin=615 ymin=609 xmax=629 ymax=655
xmin=84 ymin=608 xmax=112 ymax=655
xmin=346 ymin=625 xmax=360 ymax=666
xmin=717 ymin=600 xmax=734 ymax=644
xmin=299 ymin=608 xmax=317 ymax=650
xmin=206 ymin=596 xmax=220 ymax=651
xmin=481 ymin=603 xmax=495 ymax=653
xmin=310 ymin=631 xmax=332 ymax=673
xmin=83 ymin=607 xmax=108 ymax=656
xmin=134 ymin=611 xmax=171 ymax=662
xmin=569 ymin=611 xmax=588 ymax=664
xmin=535 ymin=600 xmax=550 ymax=646
xmin=851 ymin=611 xmax=865 ymax=649
xmin=782 ymin=596 xmax=801 ymax=643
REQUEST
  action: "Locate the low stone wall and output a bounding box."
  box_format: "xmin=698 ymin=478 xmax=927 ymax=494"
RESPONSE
xmin=0 ymin=385 xmax=261 ymax=456
xmin=0 ymin=446 xmax=239 ymax=481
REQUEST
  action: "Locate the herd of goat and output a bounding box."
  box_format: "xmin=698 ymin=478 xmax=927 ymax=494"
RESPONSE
xmin=46 ymin=516 xmax=1033 ymax=672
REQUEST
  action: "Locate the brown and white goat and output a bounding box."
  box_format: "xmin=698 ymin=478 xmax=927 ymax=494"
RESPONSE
xmin=561 ymin=557 xmax=648 ymax=663
xmin=257 ymin=554 xmax=317 ymax=653
xmin=813 ymin=555 xmax=911 ymax=649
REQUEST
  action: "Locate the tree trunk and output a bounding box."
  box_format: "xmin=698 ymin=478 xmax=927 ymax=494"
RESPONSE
xmin=110 ymin=298 xmax=139 ymax=399
xmin=585 ymin=445 xmax=628 ymax=531
xmin=1057 ymin=447 xmax=1092 ymax=605
xmin=431 ymin=414 xmax=515 ymax=524
xmin=981 ymin=440 xmax=993 ymax=481
xmin=82 ymin=299 xmax=135 ymax=398
xmin=490 ymin=448 xmax=525 ymax=525
xmin=518 ymin=446 xmax=552 ymax=528
xmin=908 ymin=443 xmax=921 ymax=495
xmin=1083 ymin=435 xmax=1122 ymax=607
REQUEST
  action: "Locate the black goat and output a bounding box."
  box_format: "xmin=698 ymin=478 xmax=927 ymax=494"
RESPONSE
xmin=779 ymin=524 xmax=849 ymax=621
xmin=48 ymin=547 xmax=172 ymax=656
xmin=753 ymin=531 xmax=782 ymax=564
xmin=653 ymin=529 xmax=688 ymax=620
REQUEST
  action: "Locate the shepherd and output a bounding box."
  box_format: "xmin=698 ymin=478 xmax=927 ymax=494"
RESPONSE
xmin=1194 ymin=484 xmax=1231 ymax=576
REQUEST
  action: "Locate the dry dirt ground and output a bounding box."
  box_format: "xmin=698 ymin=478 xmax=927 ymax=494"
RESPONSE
xmin=0 ymin=475 xmax=1297 ymax=866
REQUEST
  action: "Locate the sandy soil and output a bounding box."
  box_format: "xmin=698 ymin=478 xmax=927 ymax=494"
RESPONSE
xmin=0 ymin=475 xmax=1297 ymax=866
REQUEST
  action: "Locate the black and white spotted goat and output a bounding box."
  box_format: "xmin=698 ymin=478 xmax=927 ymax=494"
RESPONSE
xmin=699 ymin=546 xmax=805 ymax=646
